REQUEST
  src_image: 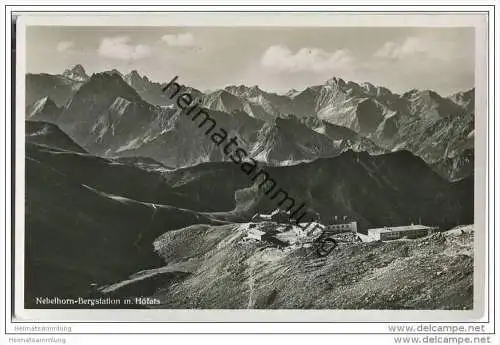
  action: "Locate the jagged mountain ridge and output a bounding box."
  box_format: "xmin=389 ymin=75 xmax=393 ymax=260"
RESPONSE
xmin=24 ymin=65 xmax=475 ymax=310
xmin=221 ymin=78 xmax=474 ymax=176
xmin=432 ymin=148 xmax=474 ymax=182
xmin=300 ymin=116 xmax=387 ymax=155
xmin=135 ymin=223 xmax=472 ymax=309
xmin=25 ymin=65 xmax=474 ymax=178
xmin=26 ymin=70 xmax=265 ymax=167
xmin=56 ymin=72 xmax=157 ymax=153
xmin=25 ymin=67 xmax=384 ymax=168
xmin=117 ymin=108 xmax=264 ymax=168
xmin=62 ymin=64 xmax=89 ymax=82
xmin=157 ymin=72 xmax=474 ymax=177
xmin=25 ymin=73 xmax=82 ymax=108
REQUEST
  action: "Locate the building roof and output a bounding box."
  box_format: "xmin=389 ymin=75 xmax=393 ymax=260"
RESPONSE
xmin=270 ymin=209 xmax=291 ymax=216
xmin=248 ymin=229 xmax=266 ymax=236
xmin=368 ymin=224 xmax=432 ymax=234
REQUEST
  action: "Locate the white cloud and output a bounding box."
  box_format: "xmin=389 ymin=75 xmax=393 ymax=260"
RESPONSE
xmin=374 ymin=37 xmax=432 ymax=59
xmin=56 ymin=41 xmax=74 ymax=52
xmin=260 ymin=45 xmax=354 ymax=73
xmin=98 ymin=36 xmax=151 ymax=60
xmin=161 ymin=33 xmax=196 ymax=47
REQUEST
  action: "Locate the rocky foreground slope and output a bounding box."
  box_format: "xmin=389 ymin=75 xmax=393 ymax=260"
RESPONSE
xmin=101 ymin=223 xmax=473 ymax=310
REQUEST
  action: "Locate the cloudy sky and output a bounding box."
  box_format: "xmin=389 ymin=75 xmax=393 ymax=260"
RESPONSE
xmin=25 ymin=26 xmax=474 ymax=95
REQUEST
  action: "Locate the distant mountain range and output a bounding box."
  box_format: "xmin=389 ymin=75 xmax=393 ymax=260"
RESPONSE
xmin=25 ymin=64 xmax=474 ymax=180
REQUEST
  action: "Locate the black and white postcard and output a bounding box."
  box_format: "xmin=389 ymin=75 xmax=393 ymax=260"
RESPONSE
xmin=10 ymin=11 xmax=491 ymax=325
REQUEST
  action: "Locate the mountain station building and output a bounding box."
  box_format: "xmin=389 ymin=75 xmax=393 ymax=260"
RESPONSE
xmin=367 ymin=224 xmax=437 ymax=241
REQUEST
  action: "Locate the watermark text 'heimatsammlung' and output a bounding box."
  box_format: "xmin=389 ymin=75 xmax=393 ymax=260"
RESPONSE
xmin=162 ymin=76 xmax=318 ymax=230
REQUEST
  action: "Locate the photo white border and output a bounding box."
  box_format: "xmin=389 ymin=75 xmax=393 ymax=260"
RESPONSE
xmin=3 ymin=5 xmax=496 ymax=335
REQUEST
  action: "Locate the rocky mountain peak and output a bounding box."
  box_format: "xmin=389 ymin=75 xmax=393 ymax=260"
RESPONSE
xmin=225 ymin=84 xmax=263 ymax=98
xmin=402 ymin=88 xmax=420 ymax=98
xmin=62 ymin=64 xmax=89 ymax=82
xmin=71 ymin=64 xmax=86 ymax=74
xmin=248 ymin=85 xmax=262 ymax=95
xmin=326 ymin=76 xmax=347 ymax=88
xmin=225 ymin=85 xmax=247 ymax=94
xmin=450 ymin=88 xmax=474 ymax=101
xmin=285 ymin=88 xmax=300 ymax=97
